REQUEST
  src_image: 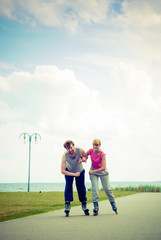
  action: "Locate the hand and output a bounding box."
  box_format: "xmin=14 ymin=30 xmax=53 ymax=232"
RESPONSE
xmin=75 ymin=172 xmax=80 ymax=177
xmin=89 ymin=170 xmax=94 ymax=175
xmin=78 ymin=154 xmax=87 ymax=164
xmin=81 ymin=156 xmax=87 ymax=163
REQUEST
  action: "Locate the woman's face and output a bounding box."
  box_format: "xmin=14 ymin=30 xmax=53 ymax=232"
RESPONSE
xmin=93 ymin=143 xmax=100 ymax=151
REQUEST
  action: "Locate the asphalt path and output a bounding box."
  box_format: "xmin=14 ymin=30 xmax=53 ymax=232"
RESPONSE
xmin=0 ymin=193 xmax=161 ymax=240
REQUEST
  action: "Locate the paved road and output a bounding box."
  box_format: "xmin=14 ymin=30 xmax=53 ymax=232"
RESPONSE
xmin=0 ymin=193 xmax=161 ymax=240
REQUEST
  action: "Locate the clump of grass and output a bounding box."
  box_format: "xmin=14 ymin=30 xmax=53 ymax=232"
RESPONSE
xmin=137 ymin=185 xmax=161 ymax=192
xmin=0 ymin=190 xmax=138 ymax=222
xmin=114 ymin=185 xmax=161 ymax=192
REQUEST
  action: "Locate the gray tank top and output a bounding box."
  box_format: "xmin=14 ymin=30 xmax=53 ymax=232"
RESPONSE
xmin=65 ymin=148 xmax=84 ymax=173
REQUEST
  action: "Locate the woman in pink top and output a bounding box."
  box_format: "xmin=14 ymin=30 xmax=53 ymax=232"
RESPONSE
xmin=86 ymin=139 xmax=118 ymax=215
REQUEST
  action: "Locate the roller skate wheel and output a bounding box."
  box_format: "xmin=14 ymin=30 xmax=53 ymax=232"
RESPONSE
xmin=93 ymin=212 xmax=98 ymax=216
xmin=84 ymin=209 xmax=89 ymax=215
xmin=65 ymin=212 xmax=69 ymax=217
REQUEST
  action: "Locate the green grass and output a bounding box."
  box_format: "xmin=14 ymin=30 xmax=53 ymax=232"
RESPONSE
xmin=0 ymin=190 xmax=138 ymax=222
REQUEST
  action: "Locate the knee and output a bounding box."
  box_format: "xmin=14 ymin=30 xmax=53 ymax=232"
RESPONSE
xmin=103 ymin=186 xmax=111 ymax=192
xmin=65 ymin=182 xmax=73 ymax=190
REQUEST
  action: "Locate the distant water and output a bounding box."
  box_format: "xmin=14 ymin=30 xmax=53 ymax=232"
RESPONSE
xmin=0 ymin=181 xmax=161 ymax=192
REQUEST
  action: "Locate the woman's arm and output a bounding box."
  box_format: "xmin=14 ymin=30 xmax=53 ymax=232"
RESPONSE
xmin=78 ymin=148 xmax=89 ymax=163
xmin=86 ymin=149 xmax=90 ymax=157
xmin=89 ymin=154 xmax=106 ymax=175
xmin=61 ymin=154 xmax=80 ymax=177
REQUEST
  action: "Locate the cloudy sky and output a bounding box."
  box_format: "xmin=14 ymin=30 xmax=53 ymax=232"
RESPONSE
xmin=0 ymin=0 xmax=161 ymax=184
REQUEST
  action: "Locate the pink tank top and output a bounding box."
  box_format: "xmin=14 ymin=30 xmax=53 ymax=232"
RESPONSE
xmin=88 ymin=148 xmax=105 ymax=169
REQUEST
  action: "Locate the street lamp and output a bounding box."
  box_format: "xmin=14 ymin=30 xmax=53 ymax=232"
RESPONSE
xmin=19 ymin=133 xmax=41 ymax=192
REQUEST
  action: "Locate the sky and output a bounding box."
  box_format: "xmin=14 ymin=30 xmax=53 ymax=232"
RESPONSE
xmin=0 ymin=0 xmax=161 ymax=184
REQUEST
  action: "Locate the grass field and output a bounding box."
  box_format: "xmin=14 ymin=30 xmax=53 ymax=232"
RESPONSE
xmin=0 ymin=190 xmax=139 ymax=222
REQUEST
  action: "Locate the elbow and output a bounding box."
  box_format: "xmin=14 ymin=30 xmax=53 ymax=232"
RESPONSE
xmin=61 ymin=169 xmax=65 ymax=175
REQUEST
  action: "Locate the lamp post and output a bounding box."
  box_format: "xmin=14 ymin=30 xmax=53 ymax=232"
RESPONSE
xmin=19 ymin=133 xmax=41 ymax=192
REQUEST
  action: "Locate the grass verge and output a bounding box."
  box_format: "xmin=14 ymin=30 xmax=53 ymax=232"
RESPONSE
xmin=0 ymin=190 xmax=138 ymax=222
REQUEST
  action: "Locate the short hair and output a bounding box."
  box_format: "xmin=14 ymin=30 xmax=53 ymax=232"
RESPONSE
xmin=92 ymin=139 xmax=101 ymax=146
xmin=63 ymin=140 xmax=75 ymax=149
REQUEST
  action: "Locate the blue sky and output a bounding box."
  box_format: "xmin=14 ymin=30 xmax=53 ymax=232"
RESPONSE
xmin=0 ymin=0 xmax=161 ymax=183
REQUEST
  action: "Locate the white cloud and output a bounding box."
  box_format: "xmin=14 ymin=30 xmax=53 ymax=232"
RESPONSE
xmin=118 ymin=0 xmax=161 ymax=29
xmin=0 ymin=0 xmax=161 ymax=36
xmin=0 ymin=76 xmax=11 ymax=92
xmin=0 ymin=0 xmax=16 ymax=20
xmin=0 ymin=0 xmax=112 ymax=33
xmin=0 ymin=0 xmax=160 ymax=36
xmin=70 ymin=0 xmax=111 ymax=24
xmin=0 ymin=65 xmax=105 ymax=135
xmin=33 ymin=65 xmax=105 ymax=134
xmin=0 ymin=101 xmax=25 ymax=122
xmin=0 ymin=61 xmax=18 ymax=72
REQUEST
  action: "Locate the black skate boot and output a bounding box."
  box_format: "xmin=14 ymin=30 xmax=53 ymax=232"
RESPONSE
xmin=64 ymin=201 xmax=70 ymax=217
xmin=81 ymin=201 xmax=89 ymax=215
xmin=110 ymin=202 xmax=118 ymax=214
xmin=93 ymin=202 xmax=99 ymax=216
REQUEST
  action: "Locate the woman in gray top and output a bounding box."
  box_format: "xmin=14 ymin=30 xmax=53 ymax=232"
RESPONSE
xmin=61 ymin=140 xmax=89 ymax=217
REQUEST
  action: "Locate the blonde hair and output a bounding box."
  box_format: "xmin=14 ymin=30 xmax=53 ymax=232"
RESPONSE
xmin=92 ymin=139 xmax=101 ymax=146
xmin=63 ymin=140 xmax=75 ymax=149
